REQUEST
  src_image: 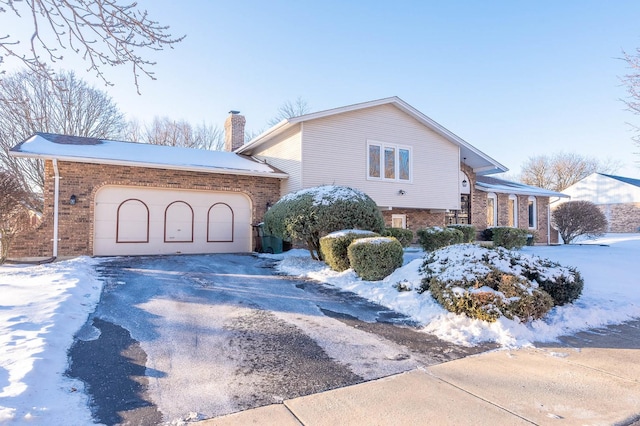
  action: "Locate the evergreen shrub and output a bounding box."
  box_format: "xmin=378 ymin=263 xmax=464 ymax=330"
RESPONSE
xmin=347 ymin=237 xmax=404 ymax=281
xmin=416 ymin=226 xmax=463 ymax=251
xmin=320 ymin=230 xmax=379 ymax=272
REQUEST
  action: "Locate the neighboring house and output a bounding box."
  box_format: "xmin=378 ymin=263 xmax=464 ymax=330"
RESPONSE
xmin=8 ymin=97 xmax=564 ymax=260
xmin=559 ymin=173 xmax=640 ymax=233
xmin=237 ymin=97 xmax=566 ymax=244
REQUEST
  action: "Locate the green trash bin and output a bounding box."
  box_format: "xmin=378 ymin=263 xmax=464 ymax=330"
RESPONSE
xmin=261 ymin=235 xmax=283 ymax=254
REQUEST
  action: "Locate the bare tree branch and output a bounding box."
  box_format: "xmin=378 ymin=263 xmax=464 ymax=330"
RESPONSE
xmin=519 ymin=152 xmax=621 ymax=192
xmin=267 ymin=96 xmax=310 ymax=127
xmin=0 ymin=69 xmax=127 ymax=196
xmin=0 ymin=0 xmax=185 ymax=93
xmin=125 ymin=116 xmax=225 ymax=151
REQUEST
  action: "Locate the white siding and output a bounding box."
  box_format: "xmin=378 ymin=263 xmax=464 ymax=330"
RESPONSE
xmin=562 ymin=173 xmax=640 ymax=205
xmin=251 ymin=125 xmax=302 ymax=196
xmin=301 ymin=104 xmax=460 ymax=210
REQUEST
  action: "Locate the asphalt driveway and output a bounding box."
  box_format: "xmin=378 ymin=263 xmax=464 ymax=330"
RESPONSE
xmin=67 ymin=254 xmax=495 ymax=425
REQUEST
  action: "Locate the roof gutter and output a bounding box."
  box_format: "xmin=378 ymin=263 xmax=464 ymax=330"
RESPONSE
xmin=52 ymin=159 xmax=60 ymax=258
xmin=9 ymin=151 xmax=289 ymax=179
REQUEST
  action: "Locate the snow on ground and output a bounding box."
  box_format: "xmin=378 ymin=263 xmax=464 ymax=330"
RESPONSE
xmin=0 ymin=257 xmax=103 ymax=424
xmin=270 ymin=234 xmax=640 ymax=348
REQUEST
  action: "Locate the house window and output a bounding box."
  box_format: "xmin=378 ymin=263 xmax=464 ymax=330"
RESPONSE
xmin=508 ymin=194 xmax=518 ymax=227
xmin=367 ymin=141 xmax=411 ymax=182
xmin=391 ymin=214 xmax=406 ymax=229
xmin=487 ymin=193 xmax=497 ymax=227
xmin=528 ymin=196 xmax=537 ymax=229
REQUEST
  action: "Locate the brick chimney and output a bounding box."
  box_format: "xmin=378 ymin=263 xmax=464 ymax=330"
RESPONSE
xmin=224 ymin=110 xmax=246 ymax=152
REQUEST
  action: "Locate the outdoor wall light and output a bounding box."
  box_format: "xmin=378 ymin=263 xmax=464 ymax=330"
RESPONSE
xmin=398 ymin=189 xmax=406 ymax=195
xmin=462 ymin=179 xmax=468 ymax=187
xmin=69 ymin=195 xmax=77 ymax=205
xmin=266 ymin=201 xmax=272 ymax=210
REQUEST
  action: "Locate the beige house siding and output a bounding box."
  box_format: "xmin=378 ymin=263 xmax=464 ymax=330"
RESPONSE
xmin=251 ymin=124 xmax=302 ymax=196
xmin=563 ymin=173 xmax=640 ymax=204
xmin=301 ymin=104 xmax=460 ymax=210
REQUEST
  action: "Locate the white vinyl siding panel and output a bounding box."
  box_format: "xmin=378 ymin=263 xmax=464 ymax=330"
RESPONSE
xmin=562 ymin=173 xmax=640 ymax=204
xmin=250 ymin=125 xmax=302 ymax=196
xmin=301 ymin=104 xmax=459 ymax=209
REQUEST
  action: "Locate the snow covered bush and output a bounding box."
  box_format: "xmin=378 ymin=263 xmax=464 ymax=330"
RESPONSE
xmin=420 ymin=244 xmax=583 ymax=322
xmin=552 ymin=200 xmax=607 ymax=244
xmin=263 ymin=185 xmax=385 ymax=260
xmin=320 ymin=229 xmax=379 ymax=272
xmin=416 ymin=226 xmax=463 ymax=251
xmin=381 ymin=227 xmax=414 ymax=247
xmin=347 ymin=237 xmax=404 ymax=281
xmin=491 ymin=227 xmax=528 ymax=249
xmin=447 ymin=224 xmax=476 ymax=243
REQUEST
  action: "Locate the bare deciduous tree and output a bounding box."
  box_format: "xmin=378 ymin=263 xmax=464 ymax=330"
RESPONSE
xmin=0 ymin=0 xmax=184 ymax=92
xmin=519 ymin=152 xmax=621 ymax=192
xmin=0 ymin=171 xmax=32 ymax=263
xmin=126 ymin=116 xmax=225 ymax=151
xmin=552 ymin=200 xmax=608 ymax=244
xmin=267 ymin=96 xmax=310 ymax=127
xmin=0 ymin=69 xmax=127 ymax=195
xmin=245 ymin=96 xmax=310 ymax=142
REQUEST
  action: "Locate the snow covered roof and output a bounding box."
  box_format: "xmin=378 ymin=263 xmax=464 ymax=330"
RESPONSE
xmin=599 ymin=173 xmax=640 ymax=188
xmin=236 ymin=96 xmax=508 ymax=175
xmin=475 ymin=175 xmax=569 ymax=198
xmin=9 ymin=133 xmax=287 ymax=178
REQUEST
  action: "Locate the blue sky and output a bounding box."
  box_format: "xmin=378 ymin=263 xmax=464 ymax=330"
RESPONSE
xmin=3 ymin=1 xmax=640 ymax=177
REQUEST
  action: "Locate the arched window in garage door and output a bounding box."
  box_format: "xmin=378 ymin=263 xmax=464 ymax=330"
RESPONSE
xmin=116 ymin=199 xmax=149 ymax=243
xmin=165 ymin=201 xmax=194 ymax=243
xmin=207 ymin=203 xmax=234 ymax=242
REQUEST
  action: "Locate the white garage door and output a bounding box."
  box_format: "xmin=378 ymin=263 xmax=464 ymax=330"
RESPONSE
xmin=94 ymin=186 xmax=252 ymax=256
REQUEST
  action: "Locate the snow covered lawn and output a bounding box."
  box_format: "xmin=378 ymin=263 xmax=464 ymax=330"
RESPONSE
xmin=0 ymin=257 xmax=103 ymax=424
xmin=272 ymin=234 xmax=640 ymax=348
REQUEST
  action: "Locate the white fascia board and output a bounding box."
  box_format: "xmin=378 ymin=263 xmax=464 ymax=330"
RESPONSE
xmin=235 ymin=120 xmax=292 ymax=154
xmin=474 ymin=183 xmax=568 ymax=198
xmin=9 ymin=151 xmax=289 ymax=179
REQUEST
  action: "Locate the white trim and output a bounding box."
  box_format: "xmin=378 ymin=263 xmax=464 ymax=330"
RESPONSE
xmin=236 ymin=96 xmax=508 ymax=175
xmin=10 ymin=151 xmax=289 ymax=179
xmin=391 ymin=214 xmax=407 ymax=229
xmin=508 ymin=194 xmax=518 ymax=227
xmin=52 ymin=159 xmax=60 ymax=258
xmin=487 ymin=192 xmax=497 ymax=227
xmin=528 ymin=196 xmax=537 ymax=229
xmin=366 ymin=140 xmax=412 ymax=183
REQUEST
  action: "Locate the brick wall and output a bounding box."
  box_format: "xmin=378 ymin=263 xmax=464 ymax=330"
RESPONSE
xmin=598 ymin=203 xmax=640 ymax=233
xmin=9 ymin=160 xmax=282 ymax=259
xmin=382 ymin=208 xmax=445 ymax=235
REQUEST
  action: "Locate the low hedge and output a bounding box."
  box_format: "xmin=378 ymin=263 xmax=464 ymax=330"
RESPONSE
xmin=347 ymin=237 xmax=404 ymax=281
xmin=491 ymin=227 xmax=528 ymax=249
xmin=447 ymin=224 xmax=476 ymax=243
xmin=381 ymin=227 xmax=414 ymax=247
xmin=416 ymin=227 xmax=463 ymax=251
xmin=427 ymin=270 xmax=554 ymax=322
xmin=420 ymin=244 xmax=583 ymax=322
xmin=319 ymin=230 xmax=379 ymax=272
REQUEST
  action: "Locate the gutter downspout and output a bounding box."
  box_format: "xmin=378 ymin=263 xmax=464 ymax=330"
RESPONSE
xmin=52 ymin=159 xmax=60 ymax=258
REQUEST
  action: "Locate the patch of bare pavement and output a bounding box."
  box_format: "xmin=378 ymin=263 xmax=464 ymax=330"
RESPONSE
xmin=66 ymin=255 xmax=497 ymax=424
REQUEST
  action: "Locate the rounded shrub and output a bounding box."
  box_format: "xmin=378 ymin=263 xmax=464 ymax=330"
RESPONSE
xmin=491 ymin=227 xmax=528 ymax=249
xmin=263 ymin=185 xmax=385 ymax=260
xmin=320 ymin=229 xmax=379 ymax=272
xmin=347 ymin=237 xmax=404 ymax=281
xmin=416 ymin=226 xmax=463 ymax=251
xmin=447 ymin=224 xmax=476 ymax=243
xmin=381 ymin=227 xmax=414 ymax=247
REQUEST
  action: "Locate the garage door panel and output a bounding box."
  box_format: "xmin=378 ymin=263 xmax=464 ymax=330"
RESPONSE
xmin=94 ymin=186 xmax=252 ymax=256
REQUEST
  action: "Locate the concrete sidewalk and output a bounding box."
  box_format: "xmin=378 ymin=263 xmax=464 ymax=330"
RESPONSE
xmin=202 ymin=320 xmax=640 ymax=425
